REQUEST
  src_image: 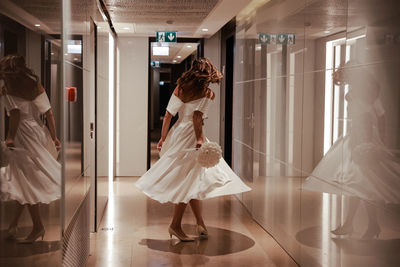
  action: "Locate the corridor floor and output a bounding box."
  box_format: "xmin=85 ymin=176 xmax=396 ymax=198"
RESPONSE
xmin=86 ymin=178 xmax=297 ymax=267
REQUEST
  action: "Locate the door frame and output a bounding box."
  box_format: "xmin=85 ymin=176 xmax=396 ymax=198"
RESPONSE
xmin=146 ymin=37 xmax=204 ymax=170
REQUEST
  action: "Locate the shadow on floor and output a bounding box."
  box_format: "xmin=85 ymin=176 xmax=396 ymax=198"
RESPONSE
xmin=0 ymin=227 xmax=61 ymax=258
xmin=296 ymin=226 xmax=400 ymax=263
xmin=139 ymin=224 xmax=255 ymax=256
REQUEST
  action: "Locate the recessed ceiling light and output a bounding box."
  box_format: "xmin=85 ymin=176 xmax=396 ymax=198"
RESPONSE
xmin=34 ymin=24 xmax=40 ymax=27
xmin=177 ymin=55 xmax=182 ymax=59
xmin=173 ymin=60 xmax=177 ymax=63
xmin=74 ymin=57 xmax=79 ymax=61
xmin=201 ymin=28 xmax=209 ymax=32
xmin=123 ymin=27 xmax=130 ymax=30
xmin=51 ymin=52 xmax=55 ymax=55
xmin=186 ymin=45 xmax=192 ymax=48
xmin=324 ymin=30 xmax=330 ymax=34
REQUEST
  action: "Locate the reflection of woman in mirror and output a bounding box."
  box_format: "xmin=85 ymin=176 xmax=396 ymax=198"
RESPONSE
xmin=0 ymin=55 xmax=61 ymax=243
xmin=303 ymin=61 xmax=400 ymax=239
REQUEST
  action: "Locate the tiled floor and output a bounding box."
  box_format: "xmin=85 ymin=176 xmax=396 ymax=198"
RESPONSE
xmin=86 ymin=177 xmax=297 ymax=267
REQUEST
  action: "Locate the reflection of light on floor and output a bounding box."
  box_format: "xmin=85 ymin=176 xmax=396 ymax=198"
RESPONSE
xmin=106 ymin=192 xmax=115 ymax=264
xmin=322 ymin=193 xmax=330 ymax=266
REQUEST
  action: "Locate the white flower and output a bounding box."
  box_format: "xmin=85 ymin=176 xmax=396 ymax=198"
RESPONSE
xmin=197 ymin=142 xmax=222 ymax=168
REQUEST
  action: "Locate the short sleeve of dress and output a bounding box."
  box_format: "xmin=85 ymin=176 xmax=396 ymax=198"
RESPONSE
xmin=33 ymin=91 xmax=51 ymax=114
xmin=2 ymin=95 xmax=19 ymax=116
xmin=166 ymin=93 xmax=183 ymax=116
xmin=373 ymin=99 xmax=385 ymax=117
xmin=195 ymin=97 xmax=212 ymax=118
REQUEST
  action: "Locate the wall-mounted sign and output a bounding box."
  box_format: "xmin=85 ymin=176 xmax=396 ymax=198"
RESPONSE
xmin=156 ymin=31 xmax=177 ymax=42
xmin=258 ymin=33 xmax=295 ymax=45
xmin=151 ymin=61 xmax=160 ymax=68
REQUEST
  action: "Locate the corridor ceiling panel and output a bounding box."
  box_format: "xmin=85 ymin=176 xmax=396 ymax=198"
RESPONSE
xmin=1 ymin=0 xmax=103 ymax=34
xmin=104 ymin=0 xmax=220 ymax=36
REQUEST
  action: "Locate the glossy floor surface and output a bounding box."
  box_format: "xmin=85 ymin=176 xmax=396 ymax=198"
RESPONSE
xmin=86 ymin=178 xmax=297 ymax=267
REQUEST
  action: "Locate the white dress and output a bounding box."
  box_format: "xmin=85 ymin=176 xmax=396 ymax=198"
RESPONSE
xmin=0 ymin=92 xmax=61 ymax=204
xmin=302 ymin=92 xmax=400 ymax=204
xmin=136 ymin=94 xmax=251 ymax=204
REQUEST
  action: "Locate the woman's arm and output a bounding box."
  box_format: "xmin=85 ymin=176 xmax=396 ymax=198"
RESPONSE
xmin=157 ymin=111 xmax=173 ymax=151
xmin=45 ymin=109 xmax=61 ymax=151
xmin=6 ymin=109 xmax=20 ymax=147
xmin=193 ymin=111 xmax=204 ymax=148
xmin=377 ymin=114 xmax=386 ymax=143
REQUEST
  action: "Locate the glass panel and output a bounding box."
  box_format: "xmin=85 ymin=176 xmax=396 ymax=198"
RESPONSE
xmin=63 ymin=0 xmax=91 ymax=228
xmin=235 ymin=0 xmax=400 ymax=266
xmin=0 ymin=0 xmax=62 ymax=265
xmin=234 ymin=0 xmax=307 ymax=261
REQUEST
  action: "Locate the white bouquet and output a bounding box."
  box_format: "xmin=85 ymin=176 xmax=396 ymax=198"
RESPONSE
xmin=197 ymin=142 xmax=222 ymax=168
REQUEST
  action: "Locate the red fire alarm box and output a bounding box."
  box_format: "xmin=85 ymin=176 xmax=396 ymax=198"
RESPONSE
xmin=65 ymin=87 xmax=77 ymax=102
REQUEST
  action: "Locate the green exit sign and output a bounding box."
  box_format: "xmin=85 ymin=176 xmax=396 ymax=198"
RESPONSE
xmin=258 ymin=33 xmax=295 ymax=45
xmin=156 ymin=32 xmax=177 ymax=42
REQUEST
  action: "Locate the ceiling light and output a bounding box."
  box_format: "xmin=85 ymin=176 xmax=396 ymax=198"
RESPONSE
xmin=51 ymin=52 xmax=55 ymax=55
xmin=201 ymin=28 xmax=209 ymax=32
xmin=74 ymin=57 xmax=79 ymax=61
xmin=152 ymin=46 xmax=169 ymax=56
xmin=186 ymin=45 xmax=192 ymax=48
xmin=324 ymin=30 xmax=330 ymax=34
xmin=34 ymin=24 xmax=40 ymax=27
xmin=173 ymin=60 xmax=177 ymax=63
xmin=177 ymin=55 xmax=182 ymax=59
xmin=123 ymin=27 xmax=130 ymax=30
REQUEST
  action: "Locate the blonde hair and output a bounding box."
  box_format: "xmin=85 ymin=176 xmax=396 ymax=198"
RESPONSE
xmin=0 ymin=54 xmax=39 ymax=82
xmin=177 ymin=58 xmax=222 ymax=98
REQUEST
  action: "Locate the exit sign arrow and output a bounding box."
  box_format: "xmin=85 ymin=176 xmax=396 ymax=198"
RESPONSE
xmin=157 ymin=31 xmax=177 ymax=43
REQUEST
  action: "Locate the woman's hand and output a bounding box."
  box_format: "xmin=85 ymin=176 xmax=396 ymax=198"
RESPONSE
xmin=195 ymin=139 xmax=204 ymax=149
xmin=54 ymin=138 xmax=61 ymax=151
xmin=5 ymin=138 xmax=15 ymax=148
xmin=157 ymin=139 xmax=164 ymax=152
xmin=0 ymin=86 xmax=6 ymax=96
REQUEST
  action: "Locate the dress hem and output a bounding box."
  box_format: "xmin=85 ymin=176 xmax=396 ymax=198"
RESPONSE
xmin=136 ymin=183 xmax=250 ymax=204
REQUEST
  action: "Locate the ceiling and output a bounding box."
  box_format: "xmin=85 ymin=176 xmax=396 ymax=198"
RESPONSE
xmin=0 ymin=0 xmax=254 ymax=38
xmin=237 ymin=0 xmax=400 ymax=40
xmin=151 ymin=42 xmax=198 ymax=64
xmin=105 ymin=0 xmax=218 ymax=36
xmin=107 ymin=0 xmax=254 ymax=37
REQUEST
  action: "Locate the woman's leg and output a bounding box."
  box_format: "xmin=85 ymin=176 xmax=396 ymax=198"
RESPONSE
xmin=170 ymin=203 xmax=189 ymax=236
xmin=27 ymin=204 xmax=44 ymax=234
xmin=342 ymin=197 xmax=360 ymax=228
xmin=362 ymin=201 xmax=381 ymax=239
xmin=9 ymin=202 xmax=24 ymax=228
xmin=189 ymin=199 xmax=206 ymax=229
xmin=332 ymin=197 xmax=360 ymax=235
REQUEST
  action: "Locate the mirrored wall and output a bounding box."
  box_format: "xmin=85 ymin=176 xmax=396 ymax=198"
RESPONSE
xmin=0 ymin=0 xmax=111 ymax=266
xmin=234 ymin=0 xmax=400 ymax=266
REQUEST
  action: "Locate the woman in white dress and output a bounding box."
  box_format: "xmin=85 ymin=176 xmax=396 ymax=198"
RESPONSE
xmin=302 ymin=62 xmax=400 ymax=239
xmin=0 ymin=55 xmax=61 ymax=243
xmin=136 ymin=58 xmax=251 ymax=241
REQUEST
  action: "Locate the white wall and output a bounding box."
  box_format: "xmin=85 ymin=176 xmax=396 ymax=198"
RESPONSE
xmin=204 ymin=32 xmax=221 ymax=143
xmin=116 ymin=37 xmax=148 ymax=176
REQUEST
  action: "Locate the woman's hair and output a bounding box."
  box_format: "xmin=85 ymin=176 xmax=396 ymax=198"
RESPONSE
xmin=0 ymin=54 xmax=39 ymax=82
xmin=177 ymin=58 xmax=223 ymax=97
